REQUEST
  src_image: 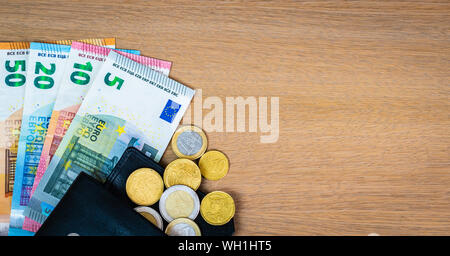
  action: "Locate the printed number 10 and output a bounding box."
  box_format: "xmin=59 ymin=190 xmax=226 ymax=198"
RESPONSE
xmin=70 ymin=62 xmax=92 ymax=85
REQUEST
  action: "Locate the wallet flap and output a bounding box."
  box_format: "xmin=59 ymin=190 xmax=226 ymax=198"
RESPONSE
xmin=36 ymin=172 xmax=165 ymax=236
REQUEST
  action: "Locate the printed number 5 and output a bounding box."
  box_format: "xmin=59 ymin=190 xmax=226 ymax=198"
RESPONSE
xmin=104 ymin=73 xmax=124 ymax=90
xmin=5 ymin=60 xmax=25 ymax=72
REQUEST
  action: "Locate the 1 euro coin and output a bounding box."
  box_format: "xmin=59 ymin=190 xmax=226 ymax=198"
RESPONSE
xmin=171 ymin=125 xmax=207 ymax=160
xmin=159 ymin=185 xmax=200 ymax=223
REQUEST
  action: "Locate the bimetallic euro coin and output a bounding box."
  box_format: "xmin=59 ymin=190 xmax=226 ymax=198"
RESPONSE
xmin=134 ymin=206 xmax=164 ymax=230
xmin=199 ymin=150 xmax=229 ymax=181
xmin=171 ymin=125 xmax=207 ymax=160
xmin=159 ymin=185 xmax=200 ymax=223
xmin=165 ymin=218 xmax=201 ymax=236
xmin=164 ymin=158 xmax=202 ymax=190
xmin=200 ymin=191 xmax=235 ymax=226
xmin=126 ymin=168 xmax=164 ymax=206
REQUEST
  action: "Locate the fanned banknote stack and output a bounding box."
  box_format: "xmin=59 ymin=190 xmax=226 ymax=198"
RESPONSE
xmin=0 ymin=38 xmax=194 ymax=236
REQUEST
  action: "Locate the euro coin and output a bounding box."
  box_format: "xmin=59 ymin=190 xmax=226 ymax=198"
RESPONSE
xmin=165 ymin=218 xmax=201 ymax=236
xmin=159 ymin=185 xmax=200 ymax=222
xmin=164 ymin=158 xmax=201 ymax=190
xmin=171 ymin=125 xmax=207 ymax=160
xmin=126 ymin=168 xmax=163 ymax=206
xmin=199 ymin=150 xmax=229 ymax=181
xmin=134 ymin=206 xmax=164 ymax=230
xmin=200 ymin=191 xmax=235 ymax=226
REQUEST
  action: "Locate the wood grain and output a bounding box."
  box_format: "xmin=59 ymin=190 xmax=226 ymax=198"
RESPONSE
xmin=0 ymin=0 xmax=448 ymax=235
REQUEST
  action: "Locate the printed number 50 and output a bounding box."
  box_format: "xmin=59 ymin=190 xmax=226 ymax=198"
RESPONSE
xmin=104 ymin=73 xmax=124 ymax=90
xmin=5 ymin=60 xmax=26 ymax=87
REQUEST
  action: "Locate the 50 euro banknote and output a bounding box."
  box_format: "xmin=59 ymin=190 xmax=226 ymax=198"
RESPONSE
xmin=9 ymin=38 xmax=115 ymax=236
xmin=0 ymin=42 xmax=30 ymax=235
xmin=22 ymin=42 xmax=172 ymax=232
xmin=24 ymin=50 xmax=194 ymax=227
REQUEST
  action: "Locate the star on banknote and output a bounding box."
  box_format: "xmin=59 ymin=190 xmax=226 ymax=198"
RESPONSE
xmin=98 ymin=122 xmax=107 ymax=131
xmin=115 ymin=125 xmax=126 ymax=136
xmin=34 ymin=124 xmax=45 ymax=133
xmin=80 ymin=127 xmax=89 ymax=136
xmin=63 ymin=120 xmax=71 ymax=129
xmin=64 ymin=160 xmax=72 ymax=171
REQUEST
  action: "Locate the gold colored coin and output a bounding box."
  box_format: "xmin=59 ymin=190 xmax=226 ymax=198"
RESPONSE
xmin=126 ymin=168 xmax=163 ymax=206
xmin=165 ymin=218 xmax=201 ymax=236
xmin=200 ymin=191 xmax=235 ymax=226
xmin=199 ymin=150 xmax=229 ymax=181
xmin=164 ymin=159 xmax=201 ymax=190
xmin=171 ymin=125 xmax=207 ymax=160
xmin=165 ymin=190 xmax=195 ymax=219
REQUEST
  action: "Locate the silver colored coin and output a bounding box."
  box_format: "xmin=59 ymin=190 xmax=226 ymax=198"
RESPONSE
xmin=134 ymin=206 xmax=164 ymax=230
xmin=159 ymin=185 xmax=200 ymax=223
xmin=177 ymin=130 xmax=203 ymax=156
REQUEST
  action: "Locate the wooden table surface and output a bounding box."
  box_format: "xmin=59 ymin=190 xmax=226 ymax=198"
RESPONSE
xmin=1 ymin=0 xmax=449 ymax=235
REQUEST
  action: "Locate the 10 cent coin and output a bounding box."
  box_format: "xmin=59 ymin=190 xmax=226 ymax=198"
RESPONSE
xmin=126 ymin=168 xmax=164 ymax=206
xmin=199 ymin=150 xmax=229 ymax=181
xmin=200 ymin=191 xmax=235 ymax=226
xmin=164 ymin=158 xmax=202 ymax=190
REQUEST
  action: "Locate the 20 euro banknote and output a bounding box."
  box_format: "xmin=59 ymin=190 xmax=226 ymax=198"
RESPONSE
xmin=25 ymin=50 xmax=193 ymax=226
xmin=9 ymin=38 xmax=115 ymax=236
xmin=23 ymin=42 xmax=171 ymax=232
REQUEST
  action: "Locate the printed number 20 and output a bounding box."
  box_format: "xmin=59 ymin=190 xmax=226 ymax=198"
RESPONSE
xmin=104 ymin=73 xmax=123 ymax=90
xmin=34 ymin=62 xmax=56 ymax=89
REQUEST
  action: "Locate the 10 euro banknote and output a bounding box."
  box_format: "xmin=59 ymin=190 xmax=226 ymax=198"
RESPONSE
xmin=25 ymin=50 xmax=194 ymax=226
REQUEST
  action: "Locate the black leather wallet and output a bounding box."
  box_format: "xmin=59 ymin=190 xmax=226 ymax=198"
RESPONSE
xmin=35 ymin=172 xmax=165 ymax=236
xmin=36 ymin=147 xmax=235 ymax=236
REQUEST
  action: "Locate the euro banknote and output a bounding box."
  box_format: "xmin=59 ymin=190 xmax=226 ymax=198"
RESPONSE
xmin=47 ymin=38 xmax=116 ymax=49
xmin=24 ymin=50 xmax=193 ymax=226
xmin=0 ymin=41 xmax=30 ymax=235
xmin=22 ymin=42 xmax=171 ymax=232
xmin=9 ymin=38 xmax=115 ymax=236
